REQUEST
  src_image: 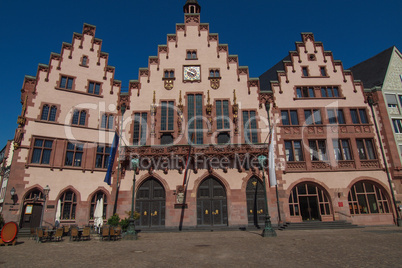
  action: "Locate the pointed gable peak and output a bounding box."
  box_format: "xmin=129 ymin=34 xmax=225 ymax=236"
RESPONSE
xmin=183 ymin=0 xmax=201 ymax=14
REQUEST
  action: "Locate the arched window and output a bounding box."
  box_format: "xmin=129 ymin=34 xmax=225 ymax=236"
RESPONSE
xmin=348 ymin=181 xmax=390 ymax=214
xmin=60 ymin=190 xmax=77 ymax=220
xmin=72 ymin=110 xmax=86 ymax=126
xmin=41 ymin=105 xmax=49 ymax=120
xmin=49 ymin=106 xmax=57 ymax=121
xmin=89 ymin=192 xmax=107 ymax=220
xmin=25 ymin=189 xmax=44 ymax=201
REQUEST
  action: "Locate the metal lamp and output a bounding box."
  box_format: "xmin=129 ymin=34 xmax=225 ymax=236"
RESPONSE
xmin=125 ymin=158 xmax=139 ymax=240
xmin=258 ymin=155 xmax=277 ymax=237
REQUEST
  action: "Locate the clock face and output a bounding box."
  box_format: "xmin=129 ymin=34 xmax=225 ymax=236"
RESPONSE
xmin=184 ymin=66 xmax=200 ymax=81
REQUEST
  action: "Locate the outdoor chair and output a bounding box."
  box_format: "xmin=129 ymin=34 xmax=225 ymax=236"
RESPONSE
xmin=110 ymin=227 xmax=116 ymax=241
xmin=36 ymin=228 xmax=48 ymax=243
xmin=63 ymin=225 xmax=70 ymax=236
xmin=30 ymin=227 xmax=36 ymax=240
xmin=70 ymin=227 xmax=80 ymax=241
xmin=81 ymin=227 xmax=90 ymax=241
xmin=52 ymin=228 xmax=63 ymax=242
xmin=101 ymin=225 xmax=110 ymax=241
xmin=114 ymin=227 xmax=122 ymax=240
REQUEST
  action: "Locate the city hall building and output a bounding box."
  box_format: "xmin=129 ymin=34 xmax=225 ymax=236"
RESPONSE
xmin=1 ymin=0 xmax=400 ymax=230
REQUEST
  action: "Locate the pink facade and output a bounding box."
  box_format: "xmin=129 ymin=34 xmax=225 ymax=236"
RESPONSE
xmin=2 ymin=1 xmax=400 ymax=230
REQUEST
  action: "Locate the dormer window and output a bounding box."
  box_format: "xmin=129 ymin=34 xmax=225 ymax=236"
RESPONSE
xmin=186 ymin=50 xmax=197 ymax=60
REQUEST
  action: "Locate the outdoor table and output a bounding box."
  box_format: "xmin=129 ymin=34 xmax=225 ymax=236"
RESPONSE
xmin=43 ymin=229 xmax=56 ymax=241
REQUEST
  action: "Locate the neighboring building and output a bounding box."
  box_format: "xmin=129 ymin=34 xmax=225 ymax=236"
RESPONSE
xmin=0 ymin=141 xmax=14 ymax=214
xmin=2 ymin=1 xmax=400 ymax=229
xmin=3 ymin=23 xmax=120 ymax=228
xmin=259 ymin=33 xmax=399 ymax=225
xmin=349 ymin=46 xmax=402 ymax=219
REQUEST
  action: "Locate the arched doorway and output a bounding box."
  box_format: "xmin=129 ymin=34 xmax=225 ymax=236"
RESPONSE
xmin=135 ymin=178 xmax=165 ymax=228
xmin=197 ymin=177 xmax=228 ymax=226
xmin=20 ymin=189 xmax=44 ymax=229
xmin=246 ymin=176 xmax=265 ymax=227
xmin=288 ymin=182 xmax=332 ymax=221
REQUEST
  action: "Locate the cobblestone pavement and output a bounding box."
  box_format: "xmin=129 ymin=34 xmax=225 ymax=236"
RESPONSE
xmin=0 ymin=226 xmax=401 ymax=268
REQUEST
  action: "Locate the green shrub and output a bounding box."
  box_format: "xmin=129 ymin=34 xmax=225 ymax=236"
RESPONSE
xmin=107 ymin=214 xmax=120 ymax=227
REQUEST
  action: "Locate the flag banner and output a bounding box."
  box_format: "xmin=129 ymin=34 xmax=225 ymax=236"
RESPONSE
xmin=268 ymin=128 xmax=277 ymax=187
xmin=104 ymin=132 xmax=119 ymax=185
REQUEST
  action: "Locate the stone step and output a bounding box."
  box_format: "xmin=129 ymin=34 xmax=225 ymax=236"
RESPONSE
xmin=279 ymin=220 xmax=361 ymax=230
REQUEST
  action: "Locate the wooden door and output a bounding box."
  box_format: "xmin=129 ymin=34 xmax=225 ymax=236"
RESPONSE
xmin=197 ymin=177 xmax=227 ymax=226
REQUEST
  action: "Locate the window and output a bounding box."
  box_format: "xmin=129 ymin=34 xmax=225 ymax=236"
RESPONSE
xmin=64 ymin=142 xmax=83 ymax=167
xmin=41 ymin=105 xmax=57 ymax=122
xmin=243 ymin=110 xmax=258 ymax=144
xmin=60 ymin=76 xmax=74 ymax=90
xmin=209 ymin=69 xmax=220 ymax=78
xmin=333 ymin=139 xmax=352 ymax=160
xmin=386 ymin=94 xmax=398 ymax=108
xmin=82 ymin=56 xmax=88 ymax=66
xmin=72 ymin=110 xmax=86 ymax=126
xmin=392 ymin=119 xmax=402 ymax=133
xmin=285 ymin=140 xmax=303 ymax=161
xmin=302 ymin=67 xmax=309 ymax=77
xmin=164 ymin=70 xmax=175 ymax=78
xmin=321 ymin=86 xmax=339 ymax=97
xmin=88 ymin=82 xmax=101 ymax=95
xmin=348 ymin=181 xmax=390 ymax=214
xmin=216 ymin=100 xmax=230 ymax=129
xmin=304 ymin=109 xmax=322 ymax=125
xmin=296 ymin=87 xmax=315 ymax=98
xmin=399 ymin=95 xmax=402 ymax=107
xmin=90 ymin=192 xmax=107 ymax=220
xmin=356 ymin=139 xmax=376 ymax=160
xmin=31 ymin=139 xmax=53 ymax=164
xmin=320 ymin=67 xmax=326 ymax=76
xmin=350 ymin=109 xmax=368 ymax=124
xmin=186 ymin=50 xmax=197 ymax=59
xmin=217 ymin=132 xmax=230 ymax=144
xmin=101 ymin=114 xmax=114 ymax=129
xmin=133 ymin=113 xmax=148 ymax=145
xmin=161 ymin=134 xmax=174 ymax=145
xmin=327 ymin=109 xmax=345 ymax=124
xmin=161 ymin=101 xmax=174 ymax=131
xmin=95 ymin=145 xmax=110 ymax=169
xmin=60 ymin=190 xmax=77 ymax=220
xmin=188 ymin=94 xmax=203 ymax=144
xmin=281 ymin=110 xmax=299 ymax=125
xmin=309 ymin=140 xmax=327 ymax=161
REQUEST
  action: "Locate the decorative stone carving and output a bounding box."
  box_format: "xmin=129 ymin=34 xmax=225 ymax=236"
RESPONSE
xmin=164 ymin=79 xmax=174 ymax=90
xmin=210 ymin=78 xmax=220 ymax=89
xmin=233 ymin=90 xmax=239 ymax=134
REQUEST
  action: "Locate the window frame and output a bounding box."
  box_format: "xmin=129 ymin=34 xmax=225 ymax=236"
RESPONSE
xmin=216 ymin=100 xmax=230 ymax=130
xmin=348 ymin=181 xmax=390 ymax=215
xmin=133 ymin=112 xmax=148 ymax=146
xmin=332 ymin=139 xmax=352 ymax=161
xmin=100 ymin=113 xmax=114 ymax=130
xmin=320 ymin=86 xmax=340 ymax=98
xmin=71 ymin=109 xmax=87 ymax=126
xmin=308 ymin=140 xmax=328 ymax=161
xmin=356 ymin=138 xmax=377 ymax=160
xmin=284 ymin=140 xmax=304 ymax=162
xmin=281 ymin=110 xmax=299 ymax=126
xmin=392 ymin=119 xmax=402 ymax=133
xmin=186 ymin=50 xmax=197 ymax=60
xmin=242 ymin=110 xmax=259 ymax=144
xmin=296 ymin=86 xmax=315 ymax=98
xmin=302 ymin=67 xmax=309 ymax=77
xmin=40 ymin=104 xmax=58 ymax=122
xmin=327 ymin=108 xmax=346 ymax=124
xmin=95 ymin=145 xmax=111 ymax=169
xmin=30 ymin=138 xmax=54 ymax=165
xmin=187 ymin=94 xmax=204 ymax=144
xmin=160 ymin=101 xmax=175 ymax=132
xmin=350 ymin=108 xmax=368 ymax=124
xmin=64 ymin=142 xmax=84 ymax=167
xmin=304 ymin=109 xmax=322 ymax=125
xmin=60 ymin=190 xmax=77 ymax=220
xmin=87 ymin=81 xmax=101 ymax=95
xmin=59 ymin=75 xmax=75 ymax=90
xmin=89 ymin=192 xmax=107 ymax=220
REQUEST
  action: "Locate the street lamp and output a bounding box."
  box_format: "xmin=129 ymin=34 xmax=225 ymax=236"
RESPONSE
xmin=39 ymin=185 xmax=50 ymax=228
xmin=125 ymin=158 xmax=139 ymax=240
xmin=258 ymin=155 xmax=277 ymax=237
xmin=10 ymin=187 xmax=16 ymax=203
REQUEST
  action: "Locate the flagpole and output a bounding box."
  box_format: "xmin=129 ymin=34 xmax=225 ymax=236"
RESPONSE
xmin=113 ymin=104 xmax=126 ymax=215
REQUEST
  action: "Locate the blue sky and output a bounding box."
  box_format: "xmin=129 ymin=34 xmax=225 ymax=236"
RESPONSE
xmin=0 ymin=0 xmax=401 ymax=147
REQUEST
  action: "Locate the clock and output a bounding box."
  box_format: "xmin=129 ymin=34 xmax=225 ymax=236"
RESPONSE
xmin=184 ymin=66 xmax=200 ymax=81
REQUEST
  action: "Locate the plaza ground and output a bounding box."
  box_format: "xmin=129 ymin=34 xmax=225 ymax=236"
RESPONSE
xmin=0 ymin=226 xmax=401 ymax=267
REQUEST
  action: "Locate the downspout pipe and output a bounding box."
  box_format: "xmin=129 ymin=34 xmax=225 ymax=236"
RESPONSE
xmin=368 ymin=97 xmax=401 ymax=226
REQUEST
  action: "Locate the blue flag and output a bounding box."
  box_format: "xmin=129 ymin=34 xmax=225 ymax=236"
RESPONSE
xmin=104 ymin=132 xmax=119 ymax=185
